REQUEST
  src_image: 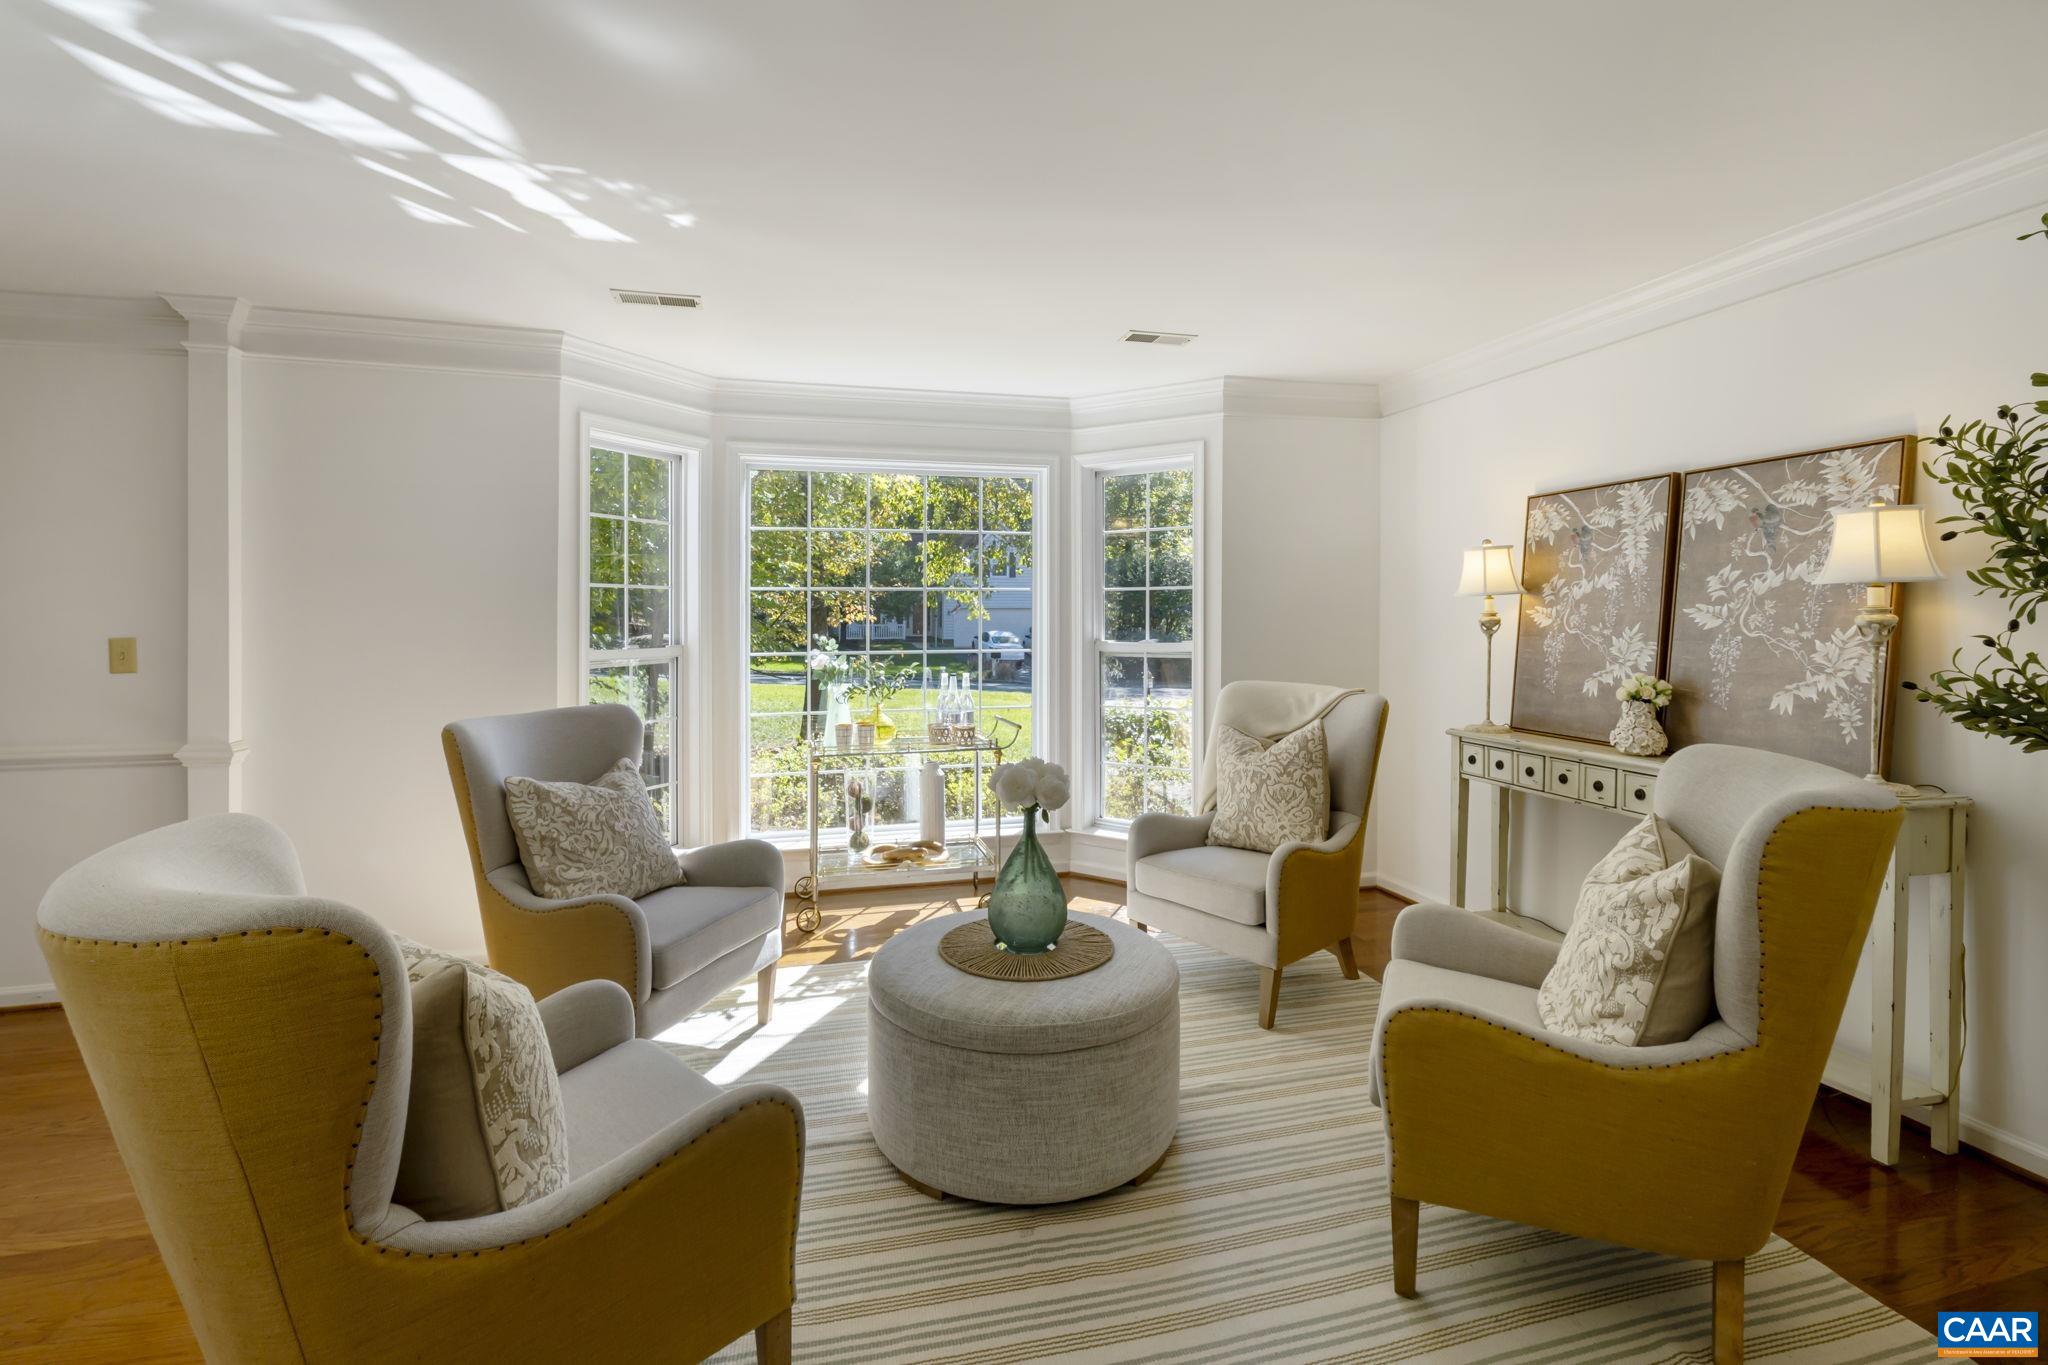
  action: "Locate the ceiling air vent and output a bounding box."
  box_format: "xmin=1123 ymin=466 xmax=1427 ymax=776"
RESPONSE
xmin=1123 ymin=329 xmax=1194 ymax=346
xmin=612 ymin=289 xmax=702 ymax=309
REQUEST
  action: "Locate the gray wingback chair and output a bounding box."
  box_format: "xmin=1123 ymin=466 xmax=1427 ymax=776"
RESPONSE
xmin=1126 ymin=684 xmax=1389 ymax=1029
xmin=443 ymin=705 xmax=787 ymax=1039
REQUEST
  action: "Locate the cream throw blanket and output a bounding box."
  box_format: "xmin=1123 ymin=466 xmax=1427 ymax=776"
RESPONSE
xmin=1195 ymin=680 xmax=1368 ymax=814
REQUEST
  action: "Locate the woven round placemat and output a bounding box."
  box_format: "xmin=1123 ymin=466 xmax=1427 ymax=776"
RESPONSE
xmin=938 ymin=918 xmax=1115 ymax=981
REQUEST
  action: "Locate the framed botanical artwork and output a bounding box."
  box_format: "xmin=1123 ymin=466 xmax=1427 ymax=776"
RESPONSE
xmin=1510 ymin=474 xmax=1679 ymax=742
xmin=1665 ymin=437 xmax=1912 ymax=771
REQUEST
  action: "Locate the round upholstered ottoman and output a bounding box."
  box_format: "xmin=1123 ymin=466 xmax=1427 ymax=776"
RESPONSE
xmin=866 ymin=911 xmax=1179 ymax=1204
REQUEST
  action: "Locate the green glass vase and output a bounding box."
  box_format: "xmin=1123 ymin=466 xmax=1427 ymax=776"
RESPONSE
xmin=986 ymin=807 xmax=1067 ymax=954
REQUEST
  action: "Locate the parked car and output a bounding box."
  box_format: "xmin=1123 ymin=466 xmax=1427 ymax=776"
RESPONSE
xmin=985 ymin=630 xmax=1030 ymax=680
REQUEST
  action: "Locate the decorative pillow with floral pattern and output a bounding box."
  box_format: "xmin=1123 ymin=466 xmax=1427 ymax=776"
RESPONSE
xmin=503 ymin=758 xmax=683 ymax=901
xmin=1536 ymin=815 xmax=1719 ymax=1046
xmin=391 ymin=938 xmax=568 ymax=1219
xmin=1206 ymin=721 xmax=1330 ymax=854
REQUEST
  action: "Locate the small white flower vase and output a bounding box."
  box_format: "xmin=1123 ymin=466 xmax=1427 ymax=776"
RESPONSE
xmin=1609 ymin=699 xmax=1668 ymax=757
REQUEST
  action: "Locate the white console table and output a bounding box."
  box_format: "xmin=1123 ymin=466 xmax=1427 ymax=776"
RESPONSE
xmin=1447 ymin=725 xmax=1972 ymax=1167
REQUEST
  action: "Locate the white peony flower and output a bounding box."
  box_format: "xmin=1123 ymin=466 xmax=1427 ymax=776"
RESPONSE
xmin=992 ymin=763 xmax=1039 ymax=808
xmin=1036 ymin=774 xmax=1071 ymax=813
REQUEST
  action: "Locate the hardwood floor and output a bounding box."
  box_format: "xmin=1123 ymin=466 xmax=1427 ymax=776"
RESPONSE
xmin=2 ymin=878 xmax=2041 ymax=1361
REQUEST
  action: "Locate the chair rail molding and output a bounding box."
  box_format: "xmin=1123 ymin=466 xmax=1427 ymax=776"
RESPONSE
xmin=0 ymin=744 xmax=182 ymax=773
xmin=1380 ymin=128 xmax=2048 ymax=414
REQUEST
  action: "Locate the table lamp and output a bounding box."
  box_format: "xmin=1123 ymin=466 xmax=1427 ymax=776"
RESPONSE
xmin=1456 ymin=538 xmax=1523 ymax=732
xmin=1814 ymin=499 xmax=1943 ymax=792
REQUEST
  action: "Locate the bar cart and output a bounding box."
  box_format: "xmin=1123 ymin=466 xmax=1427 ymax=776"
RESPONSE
xmin=789 ymin=720 xmax=1019 ymax=935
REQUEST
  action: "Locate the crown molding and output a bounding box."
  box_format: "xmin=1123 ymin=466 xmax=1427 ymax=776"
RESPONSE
xmin=239 ymin=306 xmax=571 ymax=379
xmin=1071 ymin=375 xmax=1379 ymax=427
xmin=560 ymin=334 xmax=715 ymax=413
xmin=1381 ymin=128 xmax=2048 ymax=414
xmin=162 ymin=294 xmax=249 ymax=350
xmin=1219 ymin=376 xmax=1380 ymax=420
xmin=0 ymin=291 xmax=187 ymax=354
xmin=714 ymin=376 xmax=1071 ymax=431
xmin=1070 ymin=378 xmax=1228 ymax=427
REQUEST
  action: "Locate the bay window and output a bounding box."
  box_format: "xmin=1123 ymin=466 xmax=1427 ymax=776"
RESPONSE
xmin=744 ymin=462 xmax=1042 ymax=841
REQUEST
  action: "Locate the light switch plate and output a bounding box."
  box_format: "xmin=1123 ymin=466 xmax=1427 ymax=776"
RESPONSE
xmin=108 ymin=637 xmax=137 ymax=674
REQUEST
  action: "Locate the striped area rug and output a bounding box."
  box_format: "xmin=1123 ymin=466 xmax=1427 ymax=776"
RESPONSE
xmin=673 ymin=928 xmax=1931 ymax=1363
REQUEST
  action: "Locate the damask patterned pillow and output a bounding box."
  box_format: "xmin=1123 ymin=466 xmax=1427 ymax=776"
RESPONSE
xmin=503 ymin=758 xmax=683 ymax=901
xmin=390 ymin=938 xmax=568 ymax=1220
xmin=1206 ymin=721 xmax=1330 ymax=854
xmin=1536 ymin=815 xmax=1720 ymax=1047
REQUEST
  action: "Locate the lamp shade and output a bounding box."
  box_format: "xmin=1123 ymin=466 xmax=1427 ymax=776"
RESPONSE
xmin=1457 ymin=539 xmax=1523 ymax=597
xmin=1815 ymin=501 xmax=1944 ymax=585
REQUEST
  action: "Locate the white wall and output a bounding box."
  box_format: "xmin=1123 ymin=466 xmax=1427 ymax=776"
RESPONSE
xmin=0 ymin=343 xmax=188 ymax=999
xmin=1376 ymin=206 xmax=2048 ymax=1172
xmin=1220 ymin=411 xmax=1380 ymax=689
xmin=240 ymin=360 xmax=563 ymax=953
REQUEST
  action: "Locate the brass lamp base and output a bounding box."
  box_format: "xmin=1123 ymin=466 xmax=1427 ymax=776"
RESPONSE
xmin=1854 ymin=591 xmax=1909 ymax=795
xmin=1473 ymin=602 xmax=1507 ymax=731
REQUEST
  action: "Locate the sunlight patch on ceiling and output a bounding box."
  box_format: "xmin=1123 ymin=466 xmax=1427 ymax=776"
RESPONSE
xmin=51 ymin=37 xmax=269 ymax=133
xmin=393 ymin=196 xmax=469 ymax=227
xmin=40 ymin=0 xmax=697 ymax=243
xmin=353 ymin=155 xmax=451 ymax=199
xmin=474 ymin=209 xmax=528 ymax=234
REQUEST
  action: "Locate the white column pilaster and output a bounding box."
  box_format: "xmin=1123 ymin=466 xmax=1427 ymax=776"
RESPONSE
xmin=164 ymin=294 xmax=250 ymax=815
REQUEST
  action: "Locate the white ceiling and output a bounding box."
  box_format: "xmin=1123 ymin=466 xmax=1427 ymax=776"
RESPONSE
xmin=3 ymin=0 xmax=2046 ymax=396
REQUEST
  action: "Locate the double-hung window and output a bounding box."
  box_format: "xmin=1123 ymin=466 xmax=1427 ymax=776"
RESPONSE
xmin=1094 ymin=462 xmax=1197 ymax=824
xmin=744 ymin=463 xmax=1041 ymax=841
xmin=582 ymin=443 xmax=683 ymax=840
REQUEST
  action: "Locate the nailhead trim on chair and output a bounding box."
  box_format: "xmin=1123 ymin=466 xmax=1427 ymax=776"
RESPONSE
xmin=43 ymin=925 xmax=803 ymax=1289
xmin=1379 ymin=806 xmax=1892 ymax=1188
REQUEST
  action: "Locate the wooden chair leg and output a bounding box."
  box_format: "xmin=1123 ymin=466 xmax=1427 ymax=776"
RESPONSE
xmin=1391 ymin=1196 xmax=1419 ymax=1298
xmin=1713 ymin=1259 xmax=1743 ymax=1365
xmin=1258 ymin=967 xmax=1282 ymax=1030
xmin=1332 ymin=936 xmax=1360 ymax=980
xmin=757 ymin=962 xmax=776 ymax=1028
xmin=755 ymin=1306 xmax=792 ymax=1364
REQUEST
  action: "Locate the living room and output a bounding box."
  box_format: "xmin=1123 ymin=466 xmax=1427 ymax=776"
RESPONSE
xmin=3 ymin=2 xmax=2046 ymax=1362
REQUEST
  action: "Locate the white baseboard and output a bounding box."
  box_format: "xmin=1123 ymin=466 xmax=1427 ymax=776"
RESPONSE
xmin=0 ymin=982 xmax=58 ymax=1009
xmin=1819 ymin=1054 xmax=2048 ymax=1181
xmin=1364 ymin=869 xmax=1440 ymax=904
xmin=1062 ymin=830 xmax=1128 ymax=882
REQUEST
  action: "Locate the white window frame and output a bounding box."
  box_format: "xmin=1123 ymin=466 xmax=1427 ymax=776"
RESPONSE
xmin=579 ymin=431 xmax=695 ymax=844
xmin=1075 ymin=442 xmax=1205 ymax=832
xmin=732 ymin=444 xmax=1056 ymax=848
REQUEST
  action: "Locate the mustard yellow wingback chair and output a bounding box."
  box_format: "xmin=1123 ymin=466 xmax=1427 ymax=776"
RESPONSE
xmin=1368 ymin=744 xmax=1901 ymax=1365
xmin=38 ymin=814 xmax=802 ymax=1364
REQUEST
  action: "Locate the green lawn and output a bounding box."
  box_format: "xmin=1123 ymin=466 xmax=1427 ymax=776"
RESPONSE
xmin=746 ymin=679 xmax=1034 ymax=835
